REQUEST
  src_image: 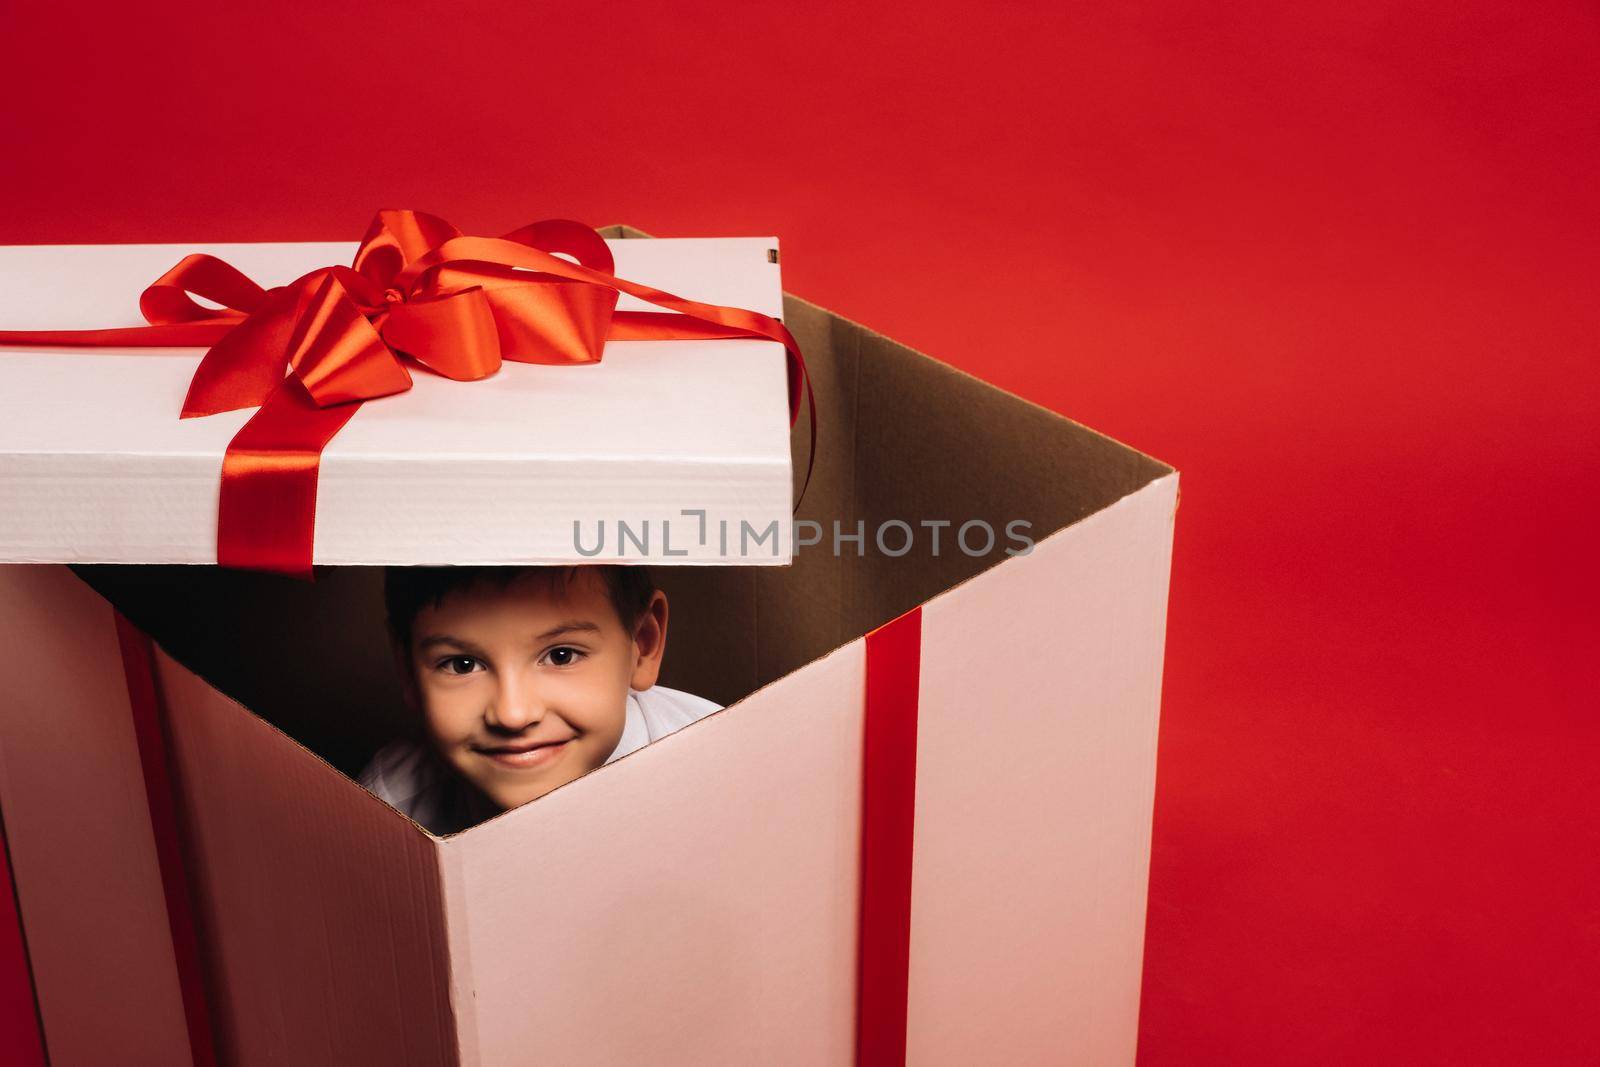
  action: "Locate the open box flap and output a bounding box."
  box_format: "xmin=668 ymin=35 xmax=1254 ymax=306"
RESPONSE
xmin=151 ymin=644 xmax=457 ymax=1064
xmin=437 ymin=639 xmax=867 ymax=1065
xmin=0 ymin=565 xmax=193 ymax=1064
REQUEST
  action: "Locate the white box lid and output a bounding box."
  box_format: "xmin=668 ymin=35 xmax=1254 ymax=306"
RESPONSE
xmin=0 ymin=237 xmax=794 ymax=566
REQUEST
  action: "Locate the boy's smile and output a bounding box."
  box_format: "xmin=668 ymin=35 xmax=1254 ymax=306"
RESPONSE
xmin=473 ymin=734 xmax=575 ymax=770
xmin=404 ymin=568 xmax=668 ymax=813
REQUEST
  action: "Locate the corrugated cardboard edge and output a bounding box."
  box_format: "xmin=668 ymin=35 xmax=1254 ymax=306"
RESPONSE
xmin=436 ymin=838 xmax=482 ymax=1067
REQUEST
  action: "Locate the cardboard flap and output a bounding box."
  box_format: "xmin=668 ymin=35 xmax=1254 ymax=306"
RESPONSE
xmin=0 ymin=565 xmax=193 ymax=1064
xmin=847 ymin=324 xmax=1172 ymax=634
xmin=436 ymin=641 xmax=867 ymax=1065
xmin=151 ymin=645 xmax=459 ymax=1064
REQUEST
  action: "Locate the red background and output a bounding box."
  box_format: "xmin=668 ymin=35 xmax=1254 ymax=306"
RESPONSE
xmin=2 ymin=2 xmax=1595 ymax=1062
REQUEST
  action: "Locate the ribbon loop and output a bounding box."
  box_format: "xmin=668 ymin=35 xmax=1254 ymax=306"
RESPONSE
xmin=353 ymin=209 xmax=462 ymax=287
xmin=379 ymin=287 xmax=503 ymax=381
xmin=499 ymin=218 xmax=616 ymax=273
xmin=139 ymin=253 xmax=269 ymax=324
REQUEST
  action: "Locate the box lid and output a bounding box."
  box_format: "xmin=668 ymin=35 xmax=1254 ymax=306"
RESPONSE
xmin=0 ymin=236 xmax=794 ymax=566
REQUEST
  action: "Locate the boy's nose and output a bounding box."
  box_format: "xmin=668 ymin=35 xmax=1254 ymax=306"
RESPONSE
xmin=484 ymin=670 xmax=545 ymax=732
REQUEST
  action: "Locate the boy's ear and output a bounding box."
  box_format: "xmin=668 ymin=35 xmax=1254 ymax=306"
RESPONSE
xmin=627 ymin=590 xmax=670 ymax=691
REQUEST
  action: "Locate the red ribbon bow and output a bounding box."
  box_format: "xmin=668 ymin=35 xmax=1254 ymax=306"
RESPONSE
xmin=0 ymin=210 xmax=814 ymax=577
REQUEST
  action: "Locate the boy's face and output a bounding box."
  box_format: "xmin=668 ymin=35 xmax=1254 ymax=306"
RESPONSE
xmin=403 ymin=569 xmax=667 ymax=814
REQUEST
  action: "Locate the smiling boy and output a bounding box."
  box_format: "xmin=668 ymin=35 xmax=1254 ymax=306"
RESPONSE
xmin=359 ymin=565 xmax=719 ymax=834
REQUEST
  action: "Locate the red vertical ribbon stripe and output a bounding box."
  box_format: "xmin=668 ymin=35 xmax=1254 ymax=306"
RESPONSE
xmin=857 ymin=606 xmax=923 ymax=1067
xmin=115 ymin=613 xmax=218 ymax=1067
xmin=0 ymin=799 xmax=47 ymax=1067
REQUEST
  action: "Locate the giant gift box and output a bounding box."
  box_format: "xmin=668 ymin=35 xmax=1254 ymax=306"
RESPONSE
xmin=0 ymin=219 xmax=1178 ymax=1066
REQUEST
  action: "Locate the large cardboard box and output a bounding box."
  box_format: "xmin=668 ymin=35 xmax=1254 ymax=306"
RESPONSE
xmin=0 ymin=225 xmax=1178 ymax=1066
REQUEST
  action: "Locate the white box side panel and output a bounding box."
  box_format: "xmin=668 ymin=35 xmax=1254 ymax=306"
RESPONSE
xmin=439 ymin=641 xmax=868 ymax=1067
xmin=909 ymin=472 xmax=1179 ymax=1066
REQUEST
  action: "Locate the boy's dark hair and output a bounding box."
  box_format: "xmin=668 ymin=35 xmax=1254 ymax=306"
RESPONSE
xmin=384 ymin=565 xmax=656 ymax=662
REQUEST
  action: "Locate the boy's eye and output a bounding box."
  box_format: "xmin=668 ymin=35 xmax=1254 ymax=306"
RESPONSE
xmin=543 ymin=646 xmax=584 ymax=667
xmin=437 ymin=655 xmax=482 ymax=676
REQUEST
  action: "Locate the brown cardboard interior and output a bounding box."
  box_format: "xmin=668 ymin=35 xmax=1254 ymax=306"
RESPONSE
xmin=71 ymin=226 xmax=1170 ymax=789
xmin=154 ymin=643 xmax=458 ymax=1063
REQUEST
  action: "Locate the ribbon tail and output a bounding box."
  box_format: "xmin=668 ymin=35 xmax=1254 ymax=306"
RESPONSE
xmin=182 ymin=285 xmax=310 ymax=417
xmin=609 ymin=311 xmax=772 ymax=342
xmin=0 ymin=322 xmax=242 ymax=347
xmin=593 ymin=275 xmax=805 ymax=417
xmin=793 ymin=352 xmax=817 ymax=512
xmin=216 ymin=376 xmax=363 ymax=578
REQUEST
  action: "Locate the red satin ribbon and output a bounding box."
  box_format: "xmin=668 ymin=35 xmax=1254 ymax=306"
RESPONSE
xmin=858 ymin=606 xmax=923 ymax=1067
xmin=0 ymin=211 xmax=815 ymax=578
